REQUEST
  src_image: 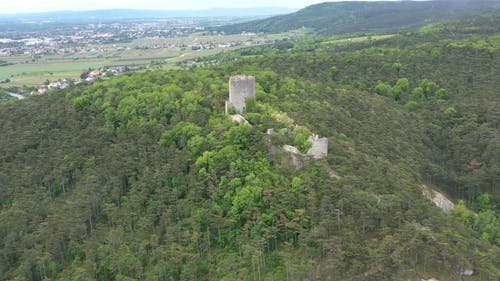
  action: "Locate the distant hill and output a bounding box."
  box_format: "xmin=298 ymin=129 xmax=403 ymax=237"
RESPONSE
xmin=216 ymin=0 xmax=500 ymax=34
xmin=0 ymin=7 xmax=297 ymax=21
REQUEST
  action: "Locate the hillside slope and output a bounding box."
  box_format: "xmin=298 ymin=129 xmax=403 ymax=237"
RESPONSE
xmin=0 ymin=12 xmax=499 ymax=281
xmin=217 ymin=0 xmax=500 ymax=35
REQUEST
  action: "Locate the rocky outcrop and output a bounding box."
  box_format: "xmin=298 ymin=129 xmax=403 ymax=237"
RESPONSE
xmin=230 ymin=114 xmax=250 ymax=125
xmin=422 ymin=185 xmax=455 ymax=213
xmin=458 ymin=268 xmax=473 ymax=276
xmin=328 ymin=168 xmax=341 ymax=180
xmin=283 ymin=144 xmax=301 ymax=155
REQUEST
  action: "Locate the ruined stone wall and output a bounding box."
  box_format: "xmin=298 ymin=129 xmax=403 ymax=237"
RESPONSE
xmin=307 ymin=134 xmax=328 ymax=159
xmin=227 ymin=75 xmax=256 ymax=114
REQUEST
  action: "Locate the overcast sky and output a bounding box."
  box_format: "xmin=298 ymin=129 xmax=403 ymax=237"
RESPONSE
xmin=0 ymin=0 xmax=404 ymax=14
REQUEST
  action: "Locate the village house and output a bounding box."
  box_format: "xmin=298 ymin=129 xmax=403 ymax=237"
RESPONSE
xmin=88 ymin=69 xmax=101 ymax=77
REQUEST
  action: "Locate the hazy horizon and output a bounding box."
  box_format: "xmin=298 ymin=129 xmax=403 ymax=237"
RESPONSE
xmin=0 ymin=0 xmax=407 ymax=14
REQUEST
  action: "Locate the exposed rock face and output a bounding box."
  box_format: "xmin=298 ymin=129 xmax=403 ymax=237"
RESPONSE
xmin=230 ymin=114 xmax=250 ymax=125
xmin=226 ymin=75 xmax=256 ymax=114
xmin=422 ymin=185 xmax=455 ymax=213
xmin=283 ymin=145 xmax=301 ymax=155
xmin=307 ymin=134 xmax=328 ymax=159
xmin=458 ymin=268 xmax=473 ymax=276
xmin=328 ymin=168 xmax=341 ymax=180
xmin=282 ymin=145 xmax=303 ymax=170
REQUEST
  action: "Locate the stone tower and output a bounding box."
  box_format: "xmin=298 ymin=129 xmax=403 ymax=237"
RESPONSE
xmin=226 ymin=75 xmax=256 ymax=114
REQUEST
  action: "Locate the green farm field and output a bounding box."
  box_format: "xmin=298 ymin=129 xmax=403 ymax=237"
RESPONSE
xmin=0 ymin=30 xmax=308 ymax=87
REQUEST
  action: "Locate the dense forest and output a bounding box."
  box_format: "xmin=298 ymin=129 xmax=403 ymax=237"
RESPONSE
xmin=0 ymin=8 xmax=499 ymax=281
xmin=0 ymin=89 xmax=17 ymax=105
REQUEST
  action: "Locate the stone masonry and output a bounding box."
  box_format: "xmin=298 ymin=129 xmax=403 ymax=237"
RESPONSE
xmin=225 ymin=75 xmax=256 ymax=114
xmin=307 ymin=134 xmax=328 ymax=159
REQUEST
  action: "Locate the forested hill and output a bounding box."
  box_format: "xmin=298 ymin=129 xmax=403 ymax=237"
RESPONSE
xmin=0 ymin=12 xmax=499 ymax=281
xmin=216 ymin=0 xmax=500 ymax=35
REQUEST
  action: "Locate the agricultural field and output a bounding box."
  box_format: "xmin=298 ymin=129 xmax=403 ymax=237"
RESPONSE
xmin=321 ymin=34 xmax=396 ymax=45
xmin=0 ymin=30 xmax=308 ymax=87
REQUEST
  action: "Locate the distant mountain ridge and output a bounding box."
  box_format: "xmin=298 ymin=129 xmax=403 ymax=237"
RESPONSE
xmin=216 ymin=0 xmax=500 ymax=34
xmin=0 ymin=7 xmax=298 ymax=20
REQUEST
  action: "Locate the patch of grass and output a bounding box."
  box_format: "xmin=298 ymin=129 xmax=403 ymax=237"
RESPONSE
xmin=322 ymin=34 xmax=396 ymax=45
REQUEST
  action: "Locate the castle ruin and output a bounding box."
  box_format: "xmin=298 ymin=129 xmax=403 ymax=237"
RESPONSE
xmin=307 ymin=134 xmax=328 ymax=159
xmin=278 ymin=134 xmax=329 ymax=170
xmin=225 ymin=75 xmax=256 ymax=114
